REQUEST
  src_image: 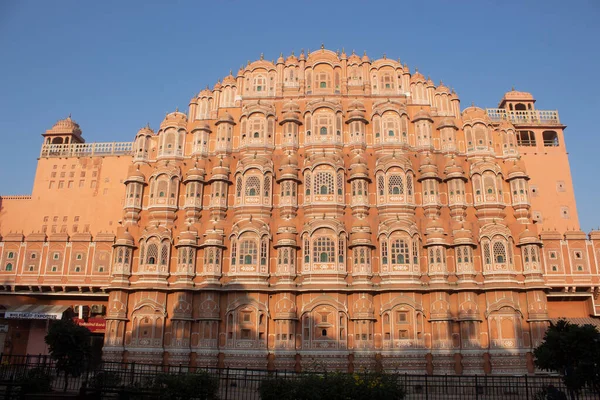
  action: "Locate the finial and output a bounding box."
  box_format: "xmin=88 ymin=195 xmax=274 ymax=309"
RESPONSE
xmin=175 ymin=107 xmax=179 ymax=112
xmin=247 ymin=60 xmax=251 ymax=65
xmin=383 ymin=53 xmax=386 ymax=59
xmin=260 ymin=53 xmax=264 ymax=60
xmin=471 ymin=102 xmax=475 ymax=107
xmin=352 ymin=49 xmax=355 ymax=55
xmin=291 ymin=50 xmax=295 ymax=56
xmin=280 ymin=52 xmax=283 ymax=57
xmin=229 ymin=69 xmax=232 ymax=75
xmin=321 ymin=43 xmax=325 ymax=50
xmin=440 ymin=80 xmax=443 ymax=85
xmin=336 ymin=49 xmax=340 ymax=56
xmin=363 ymin=50 xmax=367 ymax=56
xmin=511 ymin=86 xmax=515 ymax=91
xmin=67 ymin=113 xmax=71 ymax=119
xmin=342 ymin=47 xmax=345 ymax=53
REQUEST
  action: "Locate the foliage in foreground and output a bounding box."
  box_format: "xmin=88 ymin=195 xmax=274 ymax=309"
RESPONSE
xmin=45 ymin=318 xmax=91 ymax=391
xmin=534 ymin=318 xmax=600 ymax=395
xmin=122 ymin=371 xmax=219 ymax=400
xmin=18 ymin=367 xmax=54 ymax=394
xmin=260 ymin=371 xmax=405 ymax=400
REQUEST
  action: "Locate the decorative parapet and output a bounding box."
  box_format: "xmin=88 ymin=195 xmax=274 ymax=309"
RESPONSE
xmin=0 ymin=195 xmax=32 ymax=200
xmin=486 ymin=109 xmax=560 ymax=125
xmin=40 ymin=142 xmax=133 ymax=158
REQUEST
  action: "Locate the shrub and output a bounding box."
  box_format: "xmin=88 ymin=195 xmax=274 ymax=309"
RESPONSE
xmin=259 ymin=371 xmax=405 ymax=400
xmin=89 ymin=370 xmax=122 ymax=390
xmin=152 ymin=371 xmax=219 ymax=400
xmin=18 ymin=367 xmax=54 ymax=394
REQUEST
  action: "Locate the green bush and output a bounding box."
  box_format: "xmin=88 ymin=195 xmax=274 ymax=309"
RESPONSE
xmin=152 ymin=371 xmax=219 ymax=400
xmin=89 ymin=370 xmax=122 ymax=389
xmin=259 ymin=371 xmax=405 ymax=400
xmin=18 ymin=367 xmax=54 ymax=394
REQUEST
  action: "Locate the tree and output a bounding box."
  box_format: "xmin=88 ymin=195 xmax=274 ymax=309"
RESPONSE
xmin=45 ymin=318 xmax=91 ymax=392
xmin=534 ymin=319 xmax=600 ymax=397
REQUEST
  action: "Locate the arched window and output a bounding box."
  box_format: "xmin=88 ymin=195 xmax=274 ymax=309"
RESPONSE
xmin=391 ymin=239 xmax=409 ymax=265
xmin=245 ymin=176 xmax=261 ymax=197
xmin=388 ymin=175 xmax=404 ymax=195
xmin=146 ymin=243 xmax=158 ymax=265
xmin=493 ymin=241 xmax=506 ymax=264
xmin=320 ymin=127 xmax=327 ymax=135
xmin=239 ymin=239 xmax=258 ymax=265
xmin=313 ymin=237 xmax=335 ymax=263
xmin=253 ymin=75 xmax=266 ymax=92
xmin=5 ymin=263 xmax=12 ymax=272
xmin=315 ymin=171 xmax=334 ymax=195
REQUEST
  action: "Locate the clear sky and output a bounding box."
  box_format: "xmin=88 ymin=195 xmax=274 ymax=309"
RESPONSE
xmin=0 ymin=1 xmax=598 ymax=231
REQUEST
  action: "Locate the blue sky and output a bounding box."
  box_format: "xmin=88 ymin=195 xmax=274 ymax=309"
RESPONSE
xmin=0 ymin=1 xmax=598 ymax=231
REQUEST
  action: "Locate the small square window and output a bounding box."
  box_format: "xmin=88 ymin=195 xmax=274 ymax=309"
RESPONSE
xmin=397 ymin=311 xmax=408 ymax=323
xmin=551 ymin=265 xmax=558 ymax=271
xmin=53 ymin=253 xmax=59 ymax=260
xmin=28 ymin=265 xmax=34 ymax=272
xmin=398 ymin=330 xmax=409 ymax=339
xmin=241 ymin=329 xmax=251 ymax=339
xmin=574 ymin=251 xmax=583 ymax=260
xmin=75 ymin=266 xmax=81 ymax=272
xmin=577 ymin=265 xmax=583 ymax=271
xmin=98 ymin=266 xmax=104 ymax=272
xmin=31 ymin=253 xmax=36 ymax=259
xmin=76 ymin=253 xmax=83 ymax=260
xmin=549 ymin=251 xmax=557 ymax=259
xmin=51 ymin=266 xmax=57 ymax=272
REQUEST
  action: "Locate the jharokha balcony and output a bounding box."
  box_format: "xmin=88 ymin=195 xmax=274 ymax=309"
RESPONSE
xmin=40 ymin=142 xmax=133 ymax=158
xmin=486 ymin=109 xmax=561 ymax=125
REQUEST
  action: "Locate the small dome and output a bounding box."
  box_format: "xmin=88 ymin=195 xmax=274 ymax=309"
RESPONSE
xmin=436 ymin=82 xmax=450 ymax=93
xmin=507 ymin=159 xmax=528 ymax=181
xmin=136 ymin=125 xmax=154 ymax=137
xmin=285 ymin=52 xmax=298 ymax=63
xmin=48 ymin=116 xmax=82 ymax=135
xmin=160 ymin=110 xmax=188 ymax=129
xmin=348 ymin=51 xmax=361 ymax=64
xmin=213 ymin=81 xmax=222 ymax=90
xmin=418 ymin=155 xmax=439 ymax=181
xmin=276 ymin=53 xmax=285 ymax=64
xmin=426 ymin=217 xmax=444 ymax=231
xmin=198 ymin=87 xmax=212 ymax=97
xmin=437 ymin=118 xmax=457 ymax=130
xmin=216 ymin=112 xmax=235 ymax=125
xmin=461 ymin=106 xmax=490 ymax=123
xmin=222 ymin=73 xmax=236 ymax=86
xmin=361 ymin=51 xmax=370 ymax=62
xmin=518 ymin=226 xmax=541 ymax=246
xmin=125 ymin=166 xmax=145 ymax=183
xmin=502 ymin=89 xmax=534 ymax=102
xmin=452 ymin=223 xmax=475 ymax=246
xmin=410 ymin=70 xmax=426 ymax=83
xmin=115 ymin=227 xmax=135 ymax=247
xmin=413 ymin=109 xmax=433 ymax=122
xmin=426 ymin=77 xmax=435 ymax=87
xmin=185 ymin=162 xmax=206 ymax=182
xmin=443 ymin=157 xmax=466 ymax=181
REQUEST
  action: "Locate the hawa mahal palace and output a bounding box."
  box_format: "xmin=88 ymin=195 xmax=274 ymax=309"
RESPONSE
xmin=0 ymin=47 xmax=597 ymax=374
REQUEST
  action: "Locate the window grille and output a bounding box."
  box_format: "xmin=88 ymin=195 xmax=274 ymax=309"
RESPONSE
xmin=313 ymin=236 xmax=335 ymax=263
xmin=391 ymin=239 xmax=409 ymax=264
xmin=388 ymin=175 xmax=404 ymax=195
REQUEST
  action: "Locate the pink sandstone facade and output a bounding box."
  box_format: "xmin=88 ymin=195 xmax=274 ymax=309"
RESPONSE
xmin=0 ymin=47 xmax=597 ymax=374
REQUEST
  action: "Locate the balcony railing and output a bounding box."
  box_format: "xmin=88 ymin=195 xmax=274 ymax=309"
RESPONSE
xmin=40 ymin=142 xmax=133 ymax=158
xmin=486 ymin=109 xmax=560 ymax=125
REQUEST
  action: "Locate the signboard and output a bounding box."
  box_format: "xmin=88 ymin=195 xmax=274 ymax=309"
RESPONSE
xmin=73 ymin=318 xmax=106 ymax=334
xmin=5 ymin=311 xmax=62 ymax=320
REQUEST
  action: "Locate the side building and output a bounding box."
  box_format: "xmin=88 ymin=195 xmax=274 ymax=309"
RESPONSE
xmin=0 ymin=48 xmax=598 ymax=374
